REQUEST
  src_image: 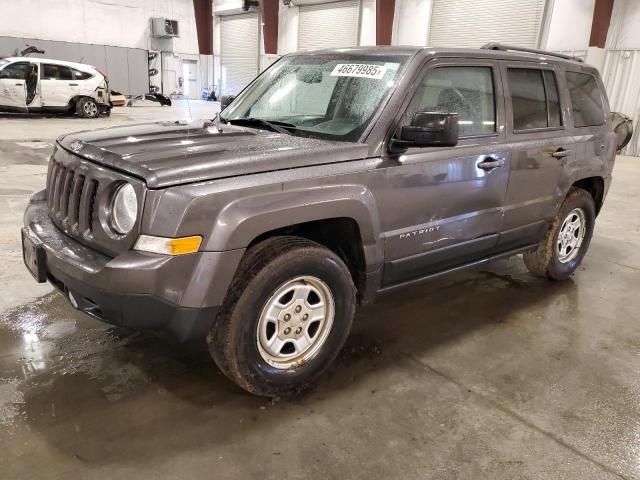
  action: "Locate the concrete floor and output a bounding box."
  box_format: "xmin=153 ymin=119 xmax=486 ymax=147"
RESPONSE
xmin=1 ymin=101 xmax=639 ymax=479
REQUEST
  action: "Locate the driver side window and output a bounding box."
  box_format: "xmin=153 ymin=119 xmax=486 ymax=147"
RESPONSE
xmin=404 ymin=66 xmax=496 ymax=137
xmin=0 ymin=62 xmax=29 ymax=80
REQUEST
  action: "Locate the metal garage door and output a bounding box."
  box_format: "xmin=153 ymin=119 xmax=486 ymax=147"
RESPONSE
xmin=220 ymin=13 xmax=259 ymax=96
xmin=298 ymin=0 xmax=360 ymax=51
xmin=428 ymin=0 xmax=546 ymax=48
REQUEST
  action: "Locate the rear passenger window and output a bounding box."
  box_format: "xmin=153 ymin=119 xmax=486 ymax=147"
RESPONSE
xmin=42 ymin=64 xmax=73 ymax=80
xmin=544 ymin=71 xmax=562 ymax=128
xmin=404 ymin=66 xmax=496 ymax=137
xmin=508 ymin=68 xmax=562 ymax=131
xmin=566 ymin=72 xmax=604 ymax=127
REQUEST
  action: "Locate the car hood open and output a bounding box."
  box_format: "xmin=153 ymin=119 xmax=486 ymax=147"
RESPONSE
xmin=57 ymin=119 xmax=370 ymax=188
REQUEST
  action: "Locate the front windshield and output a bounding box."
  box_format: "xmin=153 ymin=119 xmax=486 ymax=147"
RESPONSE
xmin=220 ymin=54 xmax=409 ymax=142
xmin=0 ymin=59 xmax=9 ymax=69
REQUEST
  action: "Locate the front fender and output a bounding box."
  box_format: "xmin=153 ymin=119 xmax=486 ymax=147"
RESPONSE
xmin=206 ymin=184 xmax=384 ymax=270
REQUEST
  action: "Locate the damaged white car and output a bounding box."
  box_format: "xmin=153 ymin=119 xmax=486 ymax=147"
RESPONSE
xmin=0 ymin=57 xmax=111 ymax=118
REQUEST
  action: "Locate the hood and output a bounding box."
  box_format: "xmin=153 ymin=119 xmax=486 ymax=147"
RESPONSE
xmin=57 ymin=119 xmax=369 ymax=188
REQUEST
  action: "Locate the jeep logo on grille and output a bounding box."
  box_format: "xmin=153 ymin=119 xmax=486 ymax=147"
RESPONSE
xmin=69 ymin=140 xmax=83 ymax=152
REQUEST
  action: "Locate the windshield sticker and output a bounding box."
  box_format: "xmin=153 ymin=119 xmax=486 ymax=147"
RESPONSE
xmin=331 ymin=64 xmax=387 ymax=79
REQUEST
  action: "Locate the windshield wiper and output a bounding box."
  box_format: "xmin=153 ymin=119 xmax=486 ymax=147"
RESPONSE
xmin=226 ymin=117 xmax=296 ymax=135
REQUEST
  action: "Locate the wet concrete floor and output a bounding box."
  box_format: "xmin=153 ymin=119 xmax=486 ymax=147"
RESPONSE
xmin=1 ymin=103 xmax=639 ymax=479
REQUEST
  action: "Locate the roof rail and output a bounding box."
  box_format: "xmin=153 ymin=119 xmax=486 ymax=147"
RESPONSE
xmin=480 ymin=42 xmax=584 ymax=63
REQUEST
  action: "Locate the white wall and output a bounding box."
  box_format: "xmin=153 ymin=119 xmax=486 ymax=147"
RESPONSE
xmin=543 ymin=0 xmax=595 ymax=52
xmin=0 ymin=0 xmax=199 ymax=55
xmin=359 ymin=0 xmax=377 ymax=46
xmin=391 ymin=0 xmax=432 ymax=46
xmin=606 ymin=0 xmax=640 ymax=49
xmin=601 ymin=0 xmax=640 ymax=155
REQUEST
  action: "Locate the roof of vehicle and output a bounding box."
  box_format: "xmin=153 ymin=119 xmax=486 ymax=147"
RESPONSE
xmin=0 ymin=57 xmax=98 ymax=72
xmin=292 ymin=45 xmax=587 ymax=67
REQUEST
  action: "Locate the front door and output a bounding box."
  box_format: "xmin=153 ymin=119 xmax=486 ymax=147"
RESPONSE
xmin=181 ymin=60 xmax=198 ymax=99
xmin=380 ymin=60 xmax=510 ymax=286
xmin=0 ymin=61 xmax=29 ymax=110
xmin=498 ymin=62 xmax=575 ymax=251
xmin=41 ymin=63 xmax=80 ymax=107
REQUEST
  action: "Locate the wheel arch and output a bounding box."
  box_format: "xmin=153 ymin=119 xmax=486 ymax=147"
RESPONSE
xmin=571 ymin=176 xmax=605 ymax=215
xmin=203 ymin=186 xmax=384 ymax=303
xmin=248 ymin=217 xmax=368 ymax=303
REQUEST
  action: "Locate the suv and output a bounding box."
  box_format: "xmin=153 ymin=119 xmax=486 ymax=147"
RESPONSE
xmin=22 ymin=44 xmax=631 ymax=396
xmin=0 ymin=57 xmax=110 ymax=117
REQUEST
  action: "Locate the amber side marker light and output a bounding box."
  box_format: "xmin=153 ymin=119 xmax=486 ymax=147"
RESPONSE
xmin=134 ymin=235 xmax=203 ymax=255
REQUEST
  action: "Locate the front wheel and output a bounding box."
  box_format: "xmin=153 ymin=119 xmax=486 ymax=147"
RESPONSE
xmin=76 ymin=97 xmax=99 ymax=118
xmin=208 ymin=236 xmax=356 ymax=396
xmin=523 ymin=187 xmax=596 ymax=280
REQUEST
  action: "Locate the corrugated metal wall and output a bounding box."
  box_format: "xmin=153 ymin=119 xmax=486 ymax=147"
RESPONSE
xmin=0 ymin=36 xmax=148 ymax=96
xmin=602 ymin=49 xmax=640 ymax=156
xmin=428 ymin=0 xmax=546 ymax=48
xmin=297 ymin=0 xmax=360 ymax=51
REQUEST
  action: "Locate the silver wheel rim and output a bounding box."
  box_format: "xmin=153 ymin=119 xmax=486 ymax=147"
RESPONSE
xmin=256 ymin=276 xmax=335 ymax=370
xmin=557 ymin=208 xmax=586 ymax=263
xmin=84 ymin=101 xmax=98 ymax=117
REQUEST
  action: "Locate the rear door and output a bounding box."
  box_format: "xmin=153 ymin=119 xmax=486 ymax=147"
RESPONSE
xmin=0 ymin=61 xmax=29 ymax=110
xmin=498 ymin=61 xmax=574 ymax=251
xmin=41 ymin=63 xmax=79 ymax=107
xmin=563 ymin=68 xmax=613 ymax=184
xmin=380 ymin=59 xmax=510 ymax=286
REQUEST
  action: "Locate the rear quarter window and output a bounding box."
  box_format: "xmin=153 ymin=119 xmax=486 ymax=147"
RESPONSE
xmin=72 ymin=68 xmax=93 ymax=80
xmin=566 ymin=71 xmax=605 ymax=127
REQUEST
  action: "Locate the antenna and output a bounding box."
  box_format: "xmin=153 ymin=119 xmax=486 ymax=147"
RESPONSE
xmin=185 ymin=95 xmax=193 ymax=121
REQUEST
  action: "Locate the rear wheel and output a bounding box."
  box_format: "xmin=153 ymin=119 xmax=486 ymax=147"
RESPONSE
xmin=208 ymin=236 xmax=356 ymax=396
xmin=523 ymin=187 xmax=595 ymax=280
xmin=76 ymin=97 xmax=98 ymax=118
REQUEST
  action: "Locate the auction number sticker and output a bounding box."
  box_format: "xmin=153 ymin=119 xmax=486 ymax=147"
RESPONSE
xmin=331 ymin=64 xmax=387 ymax=79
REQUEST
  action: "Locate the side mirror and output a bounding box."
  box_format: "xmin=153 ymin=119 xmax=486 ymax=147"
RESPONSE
xmin=220 ymin=95 xmax=236 ymax=111
xmin=611 ymin=111 xmax=633 ymax=152
xmin=391 ymin=112 xmax=459 ymax=152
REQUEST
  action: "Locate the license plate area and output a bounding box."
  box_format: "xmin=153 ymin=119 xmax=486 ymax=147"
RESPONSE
xmin=21 ymin=227 xmax=47 ymax=283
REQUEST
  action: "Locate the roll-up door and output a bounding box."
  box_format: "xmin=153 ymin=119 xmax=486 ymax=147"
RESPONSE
xmin=298 ymin=0 xmax=360 ymax=51
xmin=428 ymin=0 xmax=546 ymax=48
xmin=220 ymin=12 xmax=259 ymax=96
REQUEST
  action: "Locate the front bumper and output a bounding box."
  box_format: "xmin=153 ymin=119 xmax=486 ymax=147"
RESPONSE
xmin=23 ymin=190 xmax=244 ymax=341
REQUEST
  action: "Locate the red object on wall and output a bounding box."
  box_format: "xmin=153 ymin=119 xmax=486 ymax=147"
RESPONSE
xmin=261 ymin=0 xmax=279 ymax=55
xmin=376 ymin=0 xmax=396 ymax=45
xmin=589 ymin=0 xmax=614 ymax=48
xmin=193 ymin=0 xmax=213 ymax=55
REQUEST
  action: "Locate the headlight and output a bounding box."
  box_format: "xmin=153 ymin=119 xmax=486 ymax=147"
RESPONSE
xmin=111 ymin=183 xmax=137 ymax=234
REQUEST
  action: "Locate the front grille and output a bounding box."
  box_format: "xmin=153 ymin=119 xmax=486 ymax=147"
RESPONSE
xmin=45 ymin=147 xmax=145 ymax=257
xmin=47 ymin=161 xmax=98 ymax=235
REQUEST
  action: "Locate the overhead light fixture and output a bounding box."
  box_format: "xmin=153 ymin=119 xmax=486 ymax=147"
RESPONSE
xmin=242 ymin=0 xmax=260 ymax=11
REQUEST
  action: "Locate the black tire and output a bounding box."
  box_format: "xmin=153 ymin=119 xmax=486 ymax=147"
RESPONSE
xmin=523 ymin=187 xmax=596 ymax=280
xmin=208 ymin=236 xmax=356 ymax=397
xmin=76 ymin=97 xmax=99 ymax=118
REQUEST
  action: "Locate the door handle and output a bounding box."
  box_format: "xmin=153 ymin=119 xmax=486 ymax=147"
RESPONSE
xmin=477 ymin=157 xmax=505 ymax=170
xmin=552 ymin=148 xmax=571 ymax=158
xmin=15 ymin=83 xmax=23 ymax=86
xmin=69 ymin=83 xmax=79 ymax=86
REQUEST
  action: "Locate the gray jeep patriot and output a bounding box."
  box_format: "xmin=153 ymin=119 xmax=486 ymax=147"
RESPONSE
xmin=22 ymin=44 xmax=633 ymax=396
